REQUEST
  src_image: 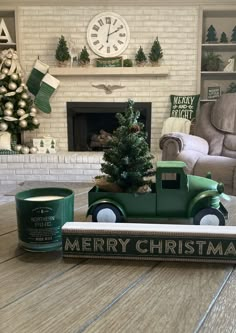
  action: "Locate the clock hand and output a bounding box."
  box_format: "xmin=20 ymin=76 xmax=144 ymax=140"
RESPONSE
xmin=106 ymin=23 xmax=111 ymax=43
xmin=108 ymin=27 xmax=121 ymax=37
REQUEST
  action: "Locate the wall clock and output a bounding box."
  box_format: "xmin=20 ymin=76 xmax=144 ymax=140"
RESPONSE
xmin=87 ymin=12 xmax=130 ymax=58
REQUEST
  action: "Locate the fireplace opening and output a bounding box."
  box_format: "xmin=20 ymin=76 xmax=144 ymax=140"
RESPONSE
xmin=67 ymin=102 xmax=151 ymax=151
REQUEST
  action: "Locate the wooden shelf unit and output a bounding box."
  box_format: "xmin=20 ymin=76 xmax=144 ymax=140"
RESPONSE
xmin=0 ymin=10 xmax=17 ymax=51
xmin=200 ymin=8 xmax=236 ymax=102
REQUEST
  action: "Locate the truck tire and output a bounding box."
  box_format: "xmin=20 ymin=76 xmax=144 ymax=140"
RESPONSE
xmin=92 ymin=204 xmax=123 ymax=223
xmin=193 ymin=208 xmax=225 ymax=226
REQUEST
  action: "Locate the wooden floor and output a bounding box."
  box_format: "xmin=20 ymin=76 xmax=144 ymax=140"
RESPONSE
xmin=1 ymin=185 xmax=236 ymax=333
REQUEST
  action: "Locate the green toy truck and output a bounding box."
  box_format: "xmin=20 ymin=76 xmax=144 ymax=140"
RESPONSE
xmin=87 ymin=161 xmax=228 ymax=225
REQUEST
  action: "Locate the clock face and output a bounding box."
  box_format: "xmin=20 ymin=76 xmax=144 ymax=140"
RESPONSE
xmin=87 ymin=12 xmax=130 ymax=58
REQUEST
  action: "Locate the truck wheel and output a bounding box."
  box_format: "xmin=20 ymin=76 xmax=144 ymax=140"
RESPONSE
xmin=92 ymin=204 xmax=123 ymax=223
xmin=193 ymin=208 xmax=225 ymax=226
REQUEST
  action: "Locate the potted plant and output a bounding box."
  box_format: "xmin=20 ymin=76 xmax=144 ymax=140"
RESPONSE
xmin=79 ymin=46 xmax=90 ymax=66
xmin=226 ymin=82 xmax=236 ymax=93
xmin=135 ymin=46 xmax=147 ymax=66
xmin=148 ymin=36 xmax=163 ymax=66
xmin=55 ymin=35 xmax=70 ymax=67
xmin=123 ymin=59 xmax=133 ymax=67
xmin=201 ymin=52 xmax=223 ymax=71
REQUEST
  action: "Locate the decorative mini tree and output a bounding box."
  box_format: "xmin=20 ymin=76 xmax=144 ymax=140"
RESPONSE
xmin=79 ymin=46 xmax=90 ymax=66
xmin=231 ymin=26 xmax=236 ymax=43
xmin=0 ymin=48 xmax=40 ymax=144
xmin=100 ymin=99 xmax=154 ymax=193
xmin=206 ymin=25 xmax=218 ymax=42
xmin=135 ymin=46 xmax=147 ymax=66
xmin=220 ymin=32 xmax=228 ymax=43
xmin=55 ymin=35 xmax=70 ymax=65
xmin=148 ymin=37 xmax=163 ymax=65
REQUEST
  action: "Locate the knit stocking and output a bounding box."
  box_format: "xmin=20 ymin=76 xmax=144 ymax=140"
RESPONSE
xmin=34 ymin=73 xmax=60 ymax=113
xmin=26 ymin=59 xmax=49 ymax=96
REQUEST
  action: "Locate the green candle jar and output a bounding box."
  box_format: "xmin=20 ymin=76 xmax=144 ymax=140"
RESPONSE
xmin=15 ymin=187 xmax=74 ymax=252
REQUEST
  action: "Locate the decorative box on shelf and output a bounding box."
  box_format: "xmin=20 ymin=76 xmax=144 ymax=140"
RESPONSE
xmin=33 ymin=138 xmax=57 ymax=154
xmin=95 ymin=57 xmax=122 ymax=67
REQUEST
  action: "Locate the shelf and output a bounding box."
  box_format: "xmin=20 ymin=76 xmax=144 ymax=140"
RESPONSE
xmin=49 ymin=66 xmax=169 ymax=77
xmin=200 ymin=99 xmax=216 ymax=103
xmin=202 ymin=43 xmax=236 ymax=51
xmin=202 ymin=43 xmax=236 ymax=47
xmin=0 ymin=42 xmax=16 ymax=46
xmin=201 ymin=71 xmax=236 ymax=78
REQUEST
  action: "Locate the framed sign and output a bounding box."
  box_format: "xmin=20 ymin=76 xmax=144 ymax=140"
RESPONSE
xmin=207 ymin=86 xmax=221 ymax=100
xmin=96 ymin=57 xmax=122 ymax=67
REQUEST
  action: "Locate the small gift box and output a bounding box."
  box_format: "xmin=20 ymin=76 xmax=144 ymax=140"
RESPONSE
xmin=33 ymin=137 xmax=57 ymax=154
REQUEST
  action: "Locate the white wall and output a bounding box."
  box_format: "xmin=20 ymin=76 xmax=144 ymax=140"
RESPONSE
xmin=17 ymin=5 xmax=199 ymax=153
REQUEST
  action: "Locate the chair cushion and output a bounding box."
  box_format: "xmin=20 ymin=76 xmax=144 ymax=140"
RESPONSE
xmin=195 ymin=103 xmax=224 ymax=155
xmin=170 ymin=94 xmax=200 ymax=120
xmin=211 ymin=92 xmax=236 ymax=134
xmin=222 ymin=134 xmax=236 ymax=158
xmin=194 ymin=155 xmax=236 ymax=195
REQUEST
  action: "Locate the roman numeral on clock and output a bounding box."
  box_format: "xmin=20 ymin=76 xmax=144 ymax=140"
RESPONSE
xmin=118 ymin=40 xmax=124 ymax=45
xmin=93 ymin=40 xmax=99 ymax=45
xmin=92 ymin=25 xmax=99 ymax=32
xmin=107 ymin=46 xmax=110 ymax=53
xmin=98 ymin=19 xmax=104 ymax=26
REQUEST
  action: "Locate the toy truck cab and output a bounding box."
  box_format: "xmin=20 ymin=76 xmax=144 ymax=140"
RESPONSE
xmin=87 ymin=161 xmax=228 ymax=225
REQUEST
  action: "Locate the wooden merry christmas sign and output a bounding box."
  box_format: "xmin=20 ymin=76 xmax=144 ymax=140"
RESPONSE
xmin=62 ymin=222 xmax=236 ymax=263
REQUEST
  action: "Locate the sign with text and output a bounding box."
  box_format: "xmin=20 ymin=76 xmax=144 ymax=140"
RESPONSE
xmin=170 ymin=94 xmax=200 ymax=120
xmin=207 ymin=87 xmax=221 ymax=100
xmin=62 ymin=222 xmax=236 ymax=263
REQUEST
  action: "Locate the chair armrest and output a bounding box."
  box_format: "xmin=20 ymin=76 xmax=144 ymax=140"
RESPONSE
xmin=159 ymin=132 xmax=209 ymax=161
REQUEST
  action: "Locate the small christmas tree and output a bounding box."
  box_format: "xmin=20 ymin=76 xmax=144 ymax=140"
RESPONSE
xmin=79 ymin=46 xmax=90 ymax=66
xmin=55 ymin=35 xmax=70 ymax=64
xmin=100 ymin=99 xmax=154 ymax=193
xmin=135 ymin=46 xmax=147 ymax=65
xmin=220 ymin=32 xmax=228 ymax=43
xmin=231 ymin=26 xmax=236 ymax=42
xmin=0 ymin=48 xmax=39 ymax=142
xmin=206 ymin=25 xmax=218 ymax=42
xmin=148 ymin=37 xmax=163 ymax=64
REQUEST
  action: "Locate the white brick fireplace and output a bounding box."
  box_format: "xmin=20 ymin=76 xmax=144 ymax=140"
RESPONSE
xmin=20 ymin=5 xmax=199 ymax=152
xmin=0 ymin=3 xmax=200 ymax=185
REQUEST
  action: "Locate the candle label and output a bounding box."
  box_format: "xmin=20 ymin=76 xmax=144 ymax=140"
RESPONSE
xmin=17 ymin=204 xmax=64 ymax=246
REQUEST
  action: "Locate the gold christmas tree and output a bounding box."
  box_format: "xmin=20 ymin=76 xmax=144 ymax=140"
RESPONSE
xmin=0 ymin=49 xmax=40 ymax=139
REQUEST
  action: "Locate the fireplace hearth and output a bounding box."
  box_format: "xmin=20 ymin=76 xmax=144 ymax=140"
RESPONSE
xmin=67 ymin=102 xmax=151 ymax=151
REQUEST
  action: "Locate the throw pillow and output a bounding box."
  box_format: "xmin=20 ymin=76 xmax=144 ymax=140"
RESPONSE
xmin=0 ymin=132 xmax=11 ymax=150
xmin=170 ymin=94 xmax=200 ymax=120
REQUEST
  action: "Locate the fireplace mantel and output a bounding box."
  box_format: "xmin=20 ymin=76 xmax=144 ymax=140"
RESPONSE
xmin=49 ymin=66 xmax=169 ymax=77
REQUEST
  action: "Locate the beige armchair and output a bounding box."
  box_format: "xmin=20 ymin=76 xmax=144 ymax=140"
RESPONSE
xmin=159 ymin=93 xmax=236 ymax=195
